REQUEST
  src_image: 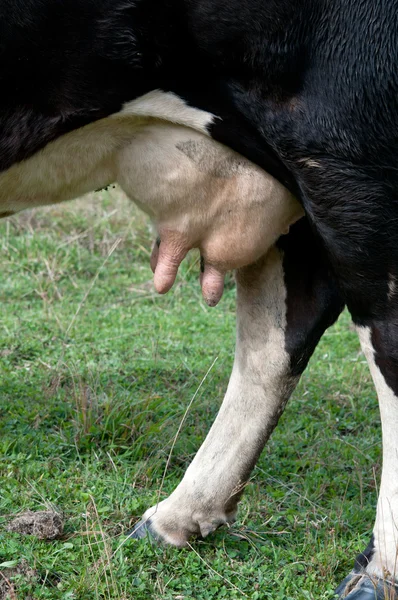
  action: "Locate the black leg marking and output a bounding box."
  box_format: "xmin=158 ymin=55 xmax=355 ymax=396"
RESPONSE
xmin=278 ymin=218 xmax=344 ymax=375
xmin=354 ymin=535 xmax=375 ymax=572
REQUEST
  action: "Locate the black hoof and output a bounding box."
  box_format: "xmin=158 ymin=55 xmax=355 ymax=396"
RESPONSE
xmin=127 ymin=518 xmax=155 ymax=541
xmin=336 ymin=572 xmax=398 ymax=599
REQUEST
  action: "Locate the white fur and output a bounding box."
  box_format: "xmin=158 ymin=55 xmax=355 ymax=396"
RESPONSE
xmin=0 ymin=90 xmax=214 ymax=216
xmin=120 ymin=90 xmax=215 ymax=133
xmin=357 ymin=326 xmax=398 ymax=580
xmin=138 ymin=248 xmax=299 ymax=545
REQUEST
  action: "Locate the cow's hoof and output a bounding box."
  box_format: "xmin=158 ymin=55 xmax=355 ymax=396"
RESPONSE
xmin=127 ymin=512 xmax=191 ymax=547
xmin=128 ymin=518 xmax=157 ymax=542
xmin=335 ymin=572 xmax=398 ymax=599
xmin=127 ymin=493 xmax=236 ymax=547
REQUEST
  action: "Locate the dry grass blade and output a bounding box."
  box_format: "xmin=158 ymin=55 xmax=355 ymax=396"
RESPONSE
xmin=114 ymin=357 xmax=218 ymax=553
xmin=66 ymin=237 xmax=122 ymax=336
xmin=187 ymin=542 xmax=247 ymax=597
xmin=0 ymin=571 xmax=17 ymax=600
xmin=88 ymin=495 xmax=117 ymax=600
xmin=156 ymin=356 xmax=219 ymax=507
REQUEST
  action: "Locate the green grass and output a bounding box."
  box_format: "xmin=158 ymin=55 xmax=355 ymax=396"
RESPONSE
xmin=0 ymin=190 xmax=380 ymax=599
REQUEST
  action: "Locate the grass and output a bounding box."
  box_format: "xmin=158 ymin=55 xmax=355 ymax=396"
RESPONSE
xmin=0 ymin=189 xmax=381 ymax=599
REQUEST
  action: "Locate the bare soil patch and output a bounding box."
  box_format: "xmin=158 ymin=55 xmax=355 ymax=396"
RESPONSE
xmin=6 ymin=510 xmax=64 ymax=540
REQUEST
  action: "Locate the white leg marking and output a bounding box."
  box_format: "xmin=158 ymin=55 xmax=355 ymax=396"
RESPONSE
xmin=138 ymin=248 xmax=299 ymax=546
xmin=357 ymin=326 xmax=398 ymax=580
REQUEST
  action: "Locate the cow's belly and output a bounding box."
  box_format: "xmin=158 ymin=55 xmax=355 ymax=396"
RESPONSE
xmin=0 ymin=89 xmax=303 ymax=275
xmin=0 ymin=90 xmax=215 ymax=217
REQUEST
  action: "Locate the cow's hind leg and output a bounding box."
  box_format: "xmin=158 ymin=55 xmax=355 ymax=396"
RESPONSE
xmin=293 ymin=165 xmax=398 ymax=598
xmin=131 ymin=220 xmax=343 ymax=546
xmin=336 ymin=323 xmax=398 ymax=599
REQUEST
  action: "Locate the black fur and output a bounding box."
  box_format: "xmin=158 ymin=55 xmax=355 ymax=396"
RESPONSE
xmin=354 ymin=535 xmax=375 ymax=572
xmin=278 ymin=219 xmax=344 ymax=378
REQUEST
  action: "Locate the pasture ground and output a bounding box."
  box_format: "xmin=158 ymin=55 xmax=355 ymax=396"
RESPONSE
xmin=0 ymin=191 xmax=380 ymax=599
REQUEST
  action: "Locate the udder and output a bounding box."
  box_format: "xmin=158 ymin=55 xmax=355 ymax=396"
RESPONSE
xmin=117 ymin=123 xmax=303 ymax=305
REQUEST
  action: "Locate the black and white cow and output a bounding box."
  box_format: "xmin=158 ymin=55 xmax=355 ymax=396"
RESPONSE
xmin=1 ymin=2 xmax=398 ymax=598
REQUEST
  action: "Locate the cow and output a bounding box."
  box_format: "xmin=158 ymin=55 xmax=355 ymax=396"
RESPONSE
xmin=1 ymin=1 xmax=398 ymax=598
